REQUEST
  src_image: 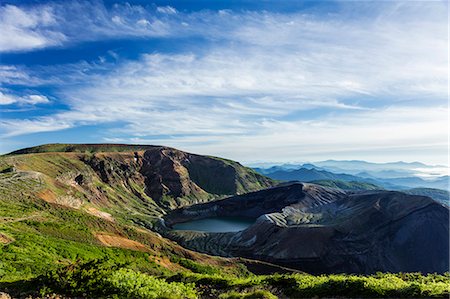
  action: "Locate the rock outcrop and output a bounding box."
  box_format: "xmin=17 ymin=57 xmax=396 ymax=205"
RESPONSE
xmin=137 ymin=147 xmax=274 ymax=208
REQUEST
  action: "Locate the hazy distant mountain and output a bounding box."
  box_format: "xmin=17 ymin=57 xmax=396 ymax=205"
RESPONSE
xmin=267 ymin=167 xmax=360 ymax=182
xmin=254 ymin=165 xmax=449 ymax=191
xmin=251 ymin=160 xmax=447 ymax=178
xmin=309 ymin=180 xmax=449 ymax=204
xmin=253 ymin=166 xmax=289 ymax=175
xmin=313 ymin=160 xmax=430 ymax=171
xmin=252 ymin=167 xmax=405 ymax=189
xmin=375 ymin=176 xmax=449 ymax=190
xmin=310 ymin=179 xmax=382 ymax=191
xmin=356 ymin=169 xmax=415 ymax=179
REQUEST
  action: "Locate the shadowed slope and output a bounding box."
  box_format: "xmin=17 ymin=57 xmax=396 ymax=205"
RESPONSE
xmin=162 ymin=184 xmax=449 ymax=274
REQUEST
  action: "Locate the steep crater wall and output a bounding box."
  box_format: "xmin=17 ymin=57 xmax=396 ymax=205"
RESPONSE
xmin=159 ymin=185 xmax=450 ymax=274
xmin=163 ymin=183 xmax=307 ymax=226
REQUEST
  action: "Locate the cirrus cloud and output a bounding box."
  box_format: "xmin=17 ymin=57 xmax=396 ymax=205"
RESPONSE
xmin=0 ymin=0 xmax=447 ymax=164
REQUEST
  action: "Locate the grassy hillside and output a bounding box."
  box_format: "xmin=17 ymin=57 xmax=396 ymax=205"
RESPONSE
xmin=0 ymin=171 xmax=247 ymax=281
xmin=7 ymin=143 xmax=160 ymax=155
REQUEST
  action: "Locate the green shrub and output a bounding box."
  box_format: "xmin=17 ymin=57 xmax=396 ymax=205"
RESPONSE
xmin=108 ymin=268 xmax=197 ymax=299
xmin=3 ymin=257 xmax=449 ymax=298
xmin=39 ymin=259 xmax=198 ymax=299
xmin=263 ymin=273 xmax=450 ymax=298
xmin=219 ymin=290 xmax=278 ymax=299
xmin=171 ymin=256 xmax=220 ymax=274
xmin=169 ymin=272 xmax=263 ymax=290
xmin=169 ymin=272 xmax=233 ymax=289
xmin=40 ymin=259 xmax=120 ymax=296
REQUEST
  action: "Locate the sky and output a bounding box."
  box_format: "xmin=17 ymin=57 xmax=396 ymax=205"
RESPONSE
xmin=0 ymin=0 xmax=448 ymax=165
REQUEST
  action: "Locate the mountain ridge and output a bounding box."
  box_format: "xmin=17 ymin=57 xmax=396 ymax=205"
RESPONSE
xmin=6 ymin=143 xmax=164 ymax=155
xmin=2 ymin=144 xmax=275 ymax=213
xmin=254 ymin=165 xmax=449 ymax=191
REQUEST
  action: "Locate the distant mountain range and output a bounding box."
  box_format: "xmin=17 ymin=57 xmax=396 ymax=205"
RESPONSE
xmin=313 ymin=159 xmax=430 ymax=170
xmin=253 ymin=161 xmax=449 ymax=191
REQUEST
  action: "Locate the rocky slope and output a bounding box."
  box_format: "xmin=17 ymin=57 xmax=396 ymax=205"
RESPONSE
xmin=161 ymin=183 xmax=449 ymax=274
xmin=2 ymin=144 xmax=274 ymax=214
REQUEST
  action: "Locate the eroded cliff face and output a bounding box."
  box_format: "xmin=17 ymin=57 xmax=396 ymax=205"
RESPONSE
xmin=139 ymin=148 xmax=208 ymax=208
xmin=161 ymin=183 xmax=450 ymax=274
xmin=136 ymin=147 xmax=274 ymax=209
xmin=5 ymin=145 xmax=275 ymax=213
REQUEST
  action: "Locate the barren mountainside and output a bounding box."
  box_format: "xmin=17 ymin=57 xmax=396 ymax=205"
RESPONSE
xmin=162 ymin=183 xmax=449 ymax=274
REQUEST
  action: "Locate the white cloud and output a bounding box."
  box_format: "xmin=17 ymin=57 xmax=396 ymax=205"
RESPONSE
xmin=2 ymin=2 xmax=446 ymax=98
xmin=0 ymin=92 xmax=16 ymax=105
xmin=0 ymin=4 xmax=65 ymax=52
xmin=0 ymin=91 xmax=50 ymax=105
xmin=0 ymin=66 xmax=38 ymax=84
xmin=136 ymin=19 xmax=150 ymax=26
xmin=1 ymin=117 xmax=71 ymax=137
xmin=98 ymin=105 xmax=448 ymax=165
xmin=0 ymin=1 xmax=172 ymax=52
xmin=24 ymin=95 xmax=50 ymax=104
xmin=156 ymin=6 xmax=177 ymax=15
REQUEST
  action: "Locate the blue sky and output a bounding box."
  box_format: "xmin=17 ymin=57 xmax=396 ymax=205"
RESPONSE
xmin=0 ymin=0 xmax=448 ymax=165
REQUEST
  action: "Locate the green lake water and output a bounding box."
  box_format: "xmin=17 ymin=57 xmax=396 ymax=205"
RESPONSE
xmin=172 ymin=216 xmax=255 ymax=232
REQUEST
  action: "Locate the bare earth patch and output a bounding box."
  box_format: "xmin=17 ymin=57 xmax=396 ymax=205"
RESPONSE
xmin=0 ymin=233 xmax=14 ymax=244
xmin=38 ymin=189 xmax=83 ymax=209
xmin=95 ymin=233 xmax=149 ymax=252
xmin=86 ymin=207 xmax=114 ymax=222
xmin=37 ymin=189 xmax=57 ymax=203
xmin=95 ymin=232 xmax=185 ymax=270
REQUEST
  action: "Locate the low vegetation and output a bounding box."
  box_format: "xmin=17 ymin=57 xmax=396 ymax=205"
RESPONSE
xmin=2 ymin=259 xmax=448 ymax=298
xmin=170 ymin=256 xmax=222 ymax=275
xmin=38 ymin=260 xmax=198 ymax=299
xmin=219 ymin=290 xmax=278 ymax=299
